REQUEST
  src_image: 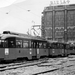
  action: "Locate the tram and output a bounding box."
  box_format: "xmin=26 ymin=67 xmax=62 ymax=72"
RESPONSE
xmin=0 ymin=31 xmax=74 ymax=61
xmin=48 ymin=41 xmax=68 ymax=56
xmin=0 ymin=31 xmax=48 ymax=61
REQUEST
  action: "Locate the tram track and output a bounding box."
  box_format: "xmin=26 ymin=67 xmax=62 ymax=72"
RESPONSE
xmin=0 ymin=57 xmax=64 ymax=70
xmin=0 ymin=57 xmax=63 ymax=71
xmin=31 ymin=57 xmax=75 ymax=75
xmin=0 ymin=58 xmax=49 ymax=72
xmin=0 ymin=56 xmax=74 ymax=74
xmin=32 ymin=63 xmax=74 ymax=75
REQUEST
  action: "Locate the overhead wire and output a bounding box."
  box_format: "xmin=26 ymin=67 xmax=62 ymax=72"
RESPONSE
xmin=4 ymin=5 xmax=41 ymax=25
xmin=0 ymin=1 xmax=41 ymax=35
xmin=0 ymin=11 xmax=34 ymax=34
xmin=2 ymin=1 xmax=41 ymax=25
xmin=0 ymin=10 xmax=31 ymax=24
xmin=14 ymin=4 xmax=41 ymax=18
xmin=0 ymin=10 xmax=32 ymax=34
xmin=0 ymin=0 xmax=39 ymax=23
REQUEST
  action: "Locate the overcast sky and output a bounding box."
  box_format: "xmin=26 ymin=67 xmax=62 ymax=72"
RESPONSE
xmin=0 ymin=0 xmax=74 ymax=35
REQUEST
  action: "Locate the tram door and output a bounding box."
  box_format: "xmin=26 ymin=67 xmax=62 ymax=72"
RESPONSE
xmin=36 ymin=42 xmax=40 ymax=58
xmin=31 ymin=41 xmax=38 ymax=59
xmin=32 ymin=40 xmax=40 ymax=59
xmin=64 ymin=44 xmax=69 ymax=56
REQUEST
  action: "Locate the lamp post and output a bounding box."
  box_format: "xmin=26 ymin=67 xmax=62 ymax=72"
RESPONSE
xmin=64 ymin=29 xmax=67 ymax=42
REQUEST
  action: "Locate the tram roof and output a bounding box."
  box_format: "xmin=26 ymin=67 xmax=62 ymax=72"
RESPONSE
xmin=47 ymin=40 xmax=67 ymax=44
xmin=1 ymin=34 xmax=46 ymax=41
xmin=47 ymin=40 xmax=58 ymax=43
xmin=67 ymin=41 xmax=75 ymax=44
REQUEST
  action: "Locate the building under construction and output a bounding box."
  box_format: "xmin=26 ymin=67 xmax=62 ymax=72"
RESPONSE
xmin=41 ymin=4 xmax=75 ymax=42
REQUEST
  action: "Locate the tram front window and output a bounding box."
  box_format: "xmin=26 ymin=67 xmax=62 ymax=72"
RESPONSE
xmin=0 ymin=40 xmax=8 ymax=48
xmin=5 ymin=37 xmax=16 ymax=48
xmin=0 ymin=40 xmax=3 ymax=47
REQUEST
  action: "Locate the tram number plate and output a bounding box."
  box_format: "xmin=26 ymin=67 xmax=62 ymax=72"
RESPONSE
xmin=5 ymin=48 xmax=9 ymax=55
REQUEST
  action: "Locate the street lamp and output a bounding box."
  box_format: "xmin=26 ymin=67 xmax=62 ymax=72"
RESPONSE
xmin=64 ymin=29 xmax=67 ymax=42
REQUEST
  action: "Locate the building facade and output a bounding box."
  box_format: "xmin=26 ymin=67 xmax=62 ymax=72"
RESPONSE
xmin=42 ymin=4 xmax=75 ymax=42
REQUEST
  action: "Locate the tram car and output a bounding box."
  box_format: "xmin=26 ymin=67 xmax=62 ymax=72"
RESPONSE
xmin=67 ymin=41 xmax=75 ymax=55
xmin=0 ymin=31 xmax=49 ymax=61
xmin=48 ymin=41 xmax=68 ymax=56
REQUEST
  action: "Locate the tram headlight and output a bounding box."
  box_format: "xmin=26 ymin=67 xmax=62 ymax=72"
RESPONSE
xmin=5 ymin=48 xmax=9 ymax=55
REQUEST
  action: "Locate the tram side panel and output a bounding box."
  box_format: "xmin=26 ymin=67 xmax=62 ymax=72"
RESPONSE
xmin=16 ymin=48 xmax=32 ymax=59
xmin=16 ymin=39 xmax=34 ymax=60
xmin=37 ymin=48 xmax=49 ymax=58
xmin=49 ymin=49 xmax=60 ymax=56
xmin=4 ymin=48 xmax=17 ymax=60
xmin=0 ymin=48 xmax=5 ymax=60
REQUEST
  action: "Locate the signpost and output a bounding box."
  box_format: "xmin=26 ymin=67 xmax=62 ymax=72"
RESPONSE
xmin=50 ymin=0 xmax=70 ymax=6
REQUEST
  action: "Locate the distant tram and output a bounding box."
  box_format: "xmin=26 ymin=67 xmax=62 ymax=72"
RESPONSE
xmin=48 ymin=41 xmax=69 ymax=56
xmin=67 ymin=41 xmax=75 ymax=55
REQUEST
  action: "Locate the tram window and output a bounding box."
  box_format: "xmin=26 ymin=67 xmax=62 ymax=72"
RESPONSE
xmin=23 ymin=41 xmax=28 ymax=48
xmin=57 ymin=43 xmax=60 ymax=48
xmin=34 ymin=42 xmax=37 ymax=48
xmin=52 ymin=44 xmax=57 ymax=48
xmin=0 ymin=40 xmax=3 ymax=47
xmin=29 ymin=41 xmax=35 ymax=48
xmin=16 ymin=40 xmax=22 ymax=48
xmin=31 ymin=41 xmax=37 ymax=48
xmin=10 ymin=41 xmax=15 ymax=48
xmin=39 ymin=43 xmax=42 ymax=48
xmin=5 ymin=37 xmax=16 ymax=48
xmin=70 ymin=46 xmax=73 ymax=50
xmin=60 ymin=44 xmax=64 ymax=48
xmin=31 ymin=42 xmax=33 ymax=48
xmin=48 ymin=43 xmax=52 ymax=48
xmin=43 ymin=43 xmax=47 ymax=48
xmin=33 ymin=42 xmax=35 ymax=48
xmin=29 ymin=41 xmax=32 ymax=48
xmin=57 ymin=43 xmax=64 ymax=49
xmin=66 ymin=44 xmax=69 ymax=49
xmin=37 ymin=42 xmax=39 ymax=48
xmin=8 ymin=40 xmax=15 ymax=48
xmin=4 ymin=40 xmax=8 ymax=48
xmin=32 ymin=42 xmax=36 ymax=48
xmin=0 ymin=40 xmax=4 ymax=48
